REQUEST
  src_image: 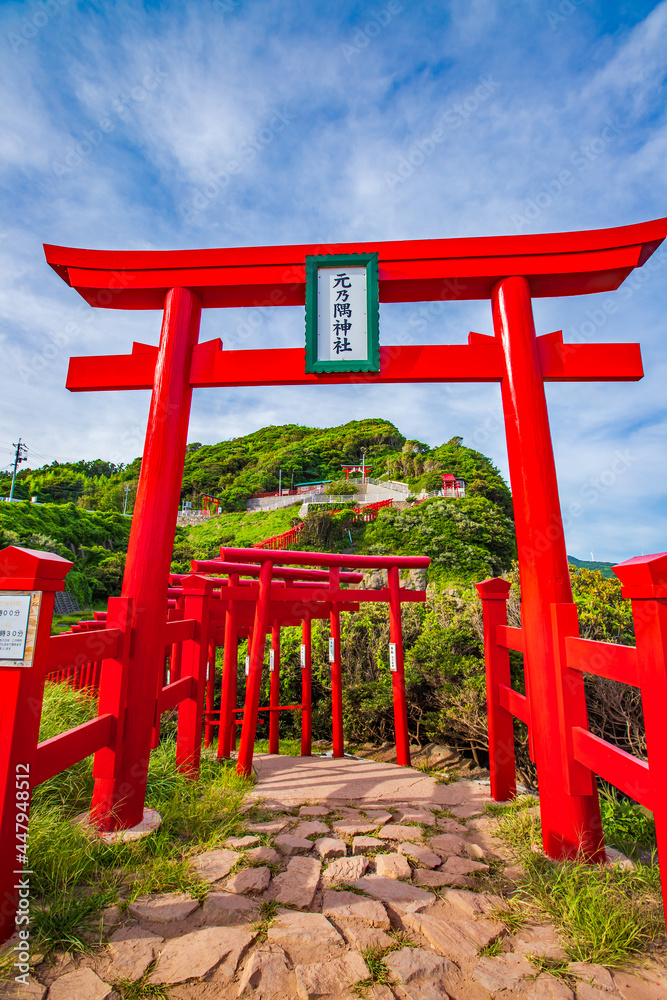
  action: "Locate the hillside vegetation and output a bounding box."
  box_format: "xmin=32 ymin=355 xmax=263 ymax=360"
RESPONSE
xmin=1 ymin=418 xmax=512 ymax=515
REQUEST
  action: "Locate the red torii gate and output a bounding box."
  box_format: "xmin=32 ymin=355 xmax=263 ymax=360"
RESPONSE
xmin=44 ymin=218 xmax=667 ymax=862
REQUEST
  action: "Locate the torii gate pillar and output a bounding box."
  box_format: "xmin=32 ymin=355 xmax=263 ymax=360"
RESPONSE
xmin=493 ymin=276 xmax=603 ymax=858
xmin=90 ymin=287 xmax=202 ymax=829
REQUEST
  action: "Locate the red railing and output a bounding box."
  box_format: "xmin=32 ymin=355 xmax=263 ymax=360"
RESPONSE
xmin=477 ymin=551 xmax=667 ymax=926
xmin=252 ymin=499 xmax=393 ymax=549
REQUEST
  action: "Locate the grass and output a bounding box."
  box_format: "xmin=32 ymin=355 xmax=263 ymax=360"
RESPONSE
xmin=27 ymin=683 xmax=252 ymax=956
xmin=253 ymin=737 xmax=302 ymax=756
xmin=479 ymin=938 xmax=504 ymax=957
xmin=496 ymin=806 xmax=664 ymax=965
xmin=351 ymin=945 xmax=395 ymax=997
xmin=112 ymin=966 xmax=173 ymax=999
xmin=599 ymin=784 xmax=657 ymax=860
xmin=253 ymin=899 xmax=279 ymax=942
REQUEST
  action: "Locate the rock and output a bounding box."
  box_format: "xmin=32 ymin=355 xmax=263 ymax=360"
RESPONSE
xmin=246 ymin=820 xmax=290 ymax=834
xmin=267 ymin=909 xmax=345 ymax=965
xmin=529 ymin=973 xmax=575 ymax=999
xmin=503 ymin=863 xmax=525 ymax=882
xmin=405 ymin=911 xmax=503 ymax=960
xmin=0 ymin=977 xmax=47 ymax=999
xmin=339 ymin=921 xmax=395 ymax=951
xmin=201 ymin=891 xmax=259 ymax=926
xmin=100 ymin=904 xmax=122 ymax=930
xmin=324 ymin=855 xmax=368 ymax=884
xmin=397 ymin=843 xmax=442 ymax=868
xmin=434 ymin=779 xmax=491 ymax=807
xmin=353 ymin=875 xmax=434 ymax=912
xmin=400 ymin=983 xmax=450 ymax=1000
xmin=190 ymin=848 xmax=241 ymax=883
xmin=292 ymin=821 xmax=330 ymax=839
xmin=128 ymin=891 xmax=200 ymax=923
xmin=274 ymin=834 xmax=314 ymax=856
xmin=108 ymin=925 xmax=163 ymax=979
xmin=511 ymin=924 xmax=567 ymax=961
xmin=371 ymin=987 xmax=397 ymax=1000
xmin=149 ymin=925 xmax=255 ymax=984
xmin=225 ymin=836 xmax=261 ymax=849
xmin=604 ymin=846 xmax=635 ymax=870
xmin=227 ymin=866 xmax=271 ymax=894
xmin=245 ymin=845 xmax=281 ymax=865
xmin=322 ymin=889 xmax=390 ymax=928
xmin=440 ymin=855 xmax=489 ymax=875
xmin=472 ymin=952 xmax=534 ymax=992
xmin=375 ymin=852 xmax=412 ymax=880
xmin=378 ymin=824 xmax=422 ymax=842
xmin=413 ymin=870 xmax=473 ymax=889
xmin=450 ymin=803 xmax=484 ymax=819
xmin=295 ymin=951 xmax=369 ymax=1000
xmin=314 ymin=837 xmax=347 ymax=860
xmin=429 ymin=834 xmax=467 ymax=858
xmin=441 ymin=888 xmax=503 ymax=919
xmin=384 ymin=946 xmax=453 ymax=984
xmin=612 ymin=971 xmax=667 ymax=999
xmin=436 ymin=817 xmax=468 ymax=834
xmin=299 ymin=805 xmax=330 ymax=817
xmin=568 ymin=963 xmax=617 ymax=992
xmin=363 ymin=810 xmax=393 ymax=824
xmin=465 ymin=841 xmax=487 ymax=860
xmin=392 ymin=807 xmax=434 ymax=825
xmin=47 ymin=968 xmax=115 ymax=1000
xmin=236 ymin=944 xmax=293 ymax=999
xmin=352 ymin=836 xmax=384 ymax=854
xmin=271 ymin=856 xmax=321 ymax=908
xmin=332 ymin=821 xmax=378 ymax=836
xmin=569 ymin=983 xmax=603 ymax=1000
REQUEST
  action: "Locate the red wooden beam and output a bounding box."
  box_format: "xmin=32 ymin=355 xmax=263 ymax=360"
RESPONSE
xmin=65 ymin=333 xmax=643 ymax=393
xmin=563 ymin=636 xmax=639 ymax=686
xmin=44 ymin=218 xmax=667 ymax=309
xmin=32 ymin=714 xmax=115 ymax=786
xmin=45 ymin=629 xmax=121 ymax=674
xmin=571 ymin=727 xmax=652 ymax=809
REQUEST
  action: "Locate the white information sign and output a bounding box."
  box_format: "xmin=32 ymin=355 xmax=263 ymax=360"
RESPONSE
xmin=0 ymin=591 xmax=42 ymax=668
xmin=300 ymin=644 xmax=307 ymax=668
xmin=328 ymin=637 xmax=336 ymax=663
xmin=389 ymin=642 xmax=398 ymax=673
xmin=244 ymin=655 xmax=250 ymax=676
xmin=317 ymin=267 xmax=368 ymax=363
xmin=269 ymin=649 xmax=275 ymax=672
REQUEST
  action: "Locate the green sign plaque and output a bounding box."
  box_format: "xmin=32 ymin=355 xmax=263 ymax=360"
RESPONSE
xmin=305 ymin=252 xmax=380 ymax=374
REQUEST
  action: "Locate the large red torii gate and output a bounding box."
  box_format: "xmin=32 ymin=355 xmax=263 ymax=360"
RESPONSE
xmin=44 ymin=218 xmax=666 ymax=862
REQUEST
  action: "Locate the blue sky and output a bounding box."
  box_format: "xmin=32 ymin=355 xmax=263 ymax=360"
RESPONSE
xmin=0 ymin=0 xmax=666 ymax=561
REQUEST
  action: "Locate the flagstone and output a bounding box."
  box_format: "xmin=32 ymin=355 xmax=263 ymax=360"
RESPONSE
xmin=270 ymin=856 xmax=321 ymax=908
xmin=149 ymin=925 xmax=255 ymax=984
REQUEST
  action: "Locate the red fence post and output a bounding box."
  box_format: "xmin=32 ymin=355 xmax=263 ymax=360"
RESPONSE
xmin=204 ymin=644 xmax=216 ymax=748
xmin=218 ymin=572 xmax=239 ymax=759
xmin=301 ymin=617 xmax=312 ymax=757
xmin=90 ymin=596 xmax=134 ymax=831
xmin=0 ymin=546 xmax=72 ymax=944
xmin=269 ymin=624 xmax=280 ymax=755
xmin=475 ymin=578 xmax=516 ymax=802
xmin=176 ymin=576 xmax=212 ymax=778
xmin=91 ymin=286 xmax=202 ymax=829
xmin=237 ymin=560 xmax=273 ymax=777
xmin=388 ymin=566 xmax=410 ymax=767
xmin=329 ymin=567 xmax=344 ymax=759
xmin=492 ymin=274 xmax=603 ymax=860
xmin=614 ymin=553 xmax=667 ymax=908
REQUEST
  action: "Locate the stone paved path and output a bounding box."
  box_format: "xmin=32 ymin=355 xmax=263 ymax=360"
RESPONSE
xmin=5 ymin=756 xmax=667 ymax=1000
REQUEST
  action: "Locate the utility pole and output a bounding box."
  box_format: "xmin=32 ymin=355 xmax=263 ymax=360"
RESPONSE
xmin=123 ymin=483 xmax=133 ymax=516
xmin=361 ymin=449 xmax=366 ymax=482
xmin=278 ymin=469 xmax=282 ymax=495
xmin=9 ymin=439 xmax=28 ymax=501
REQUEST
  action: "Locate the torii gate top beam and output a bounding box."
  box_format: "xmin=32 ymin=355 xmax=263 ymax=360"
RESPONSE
xmin=44 ymin=218 xmax=667 ymax=310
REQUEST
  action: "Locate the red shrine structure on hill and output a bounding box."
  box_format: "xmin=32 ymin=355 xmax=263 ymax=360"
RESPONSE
xmin=1 ymin=218 xmax=667 ymax=942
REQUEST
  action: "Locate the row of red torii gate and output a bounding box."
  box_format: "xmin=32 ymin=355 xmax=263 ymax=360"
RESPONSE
xmin=1 ymin=217 xmax=667 ymax=943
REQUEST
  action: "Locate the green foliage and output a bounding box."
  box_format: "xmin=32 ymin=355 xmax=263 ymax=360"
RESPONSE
xmin=359 ymin=497 xmax=516 ymax=582
xmin=599 ymin=785 xmax=656 ymax=859
xmin=570 ymin=566 xmax=634 ymax=642
xmin=325 ymin=479 xmax=356 ymax=496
